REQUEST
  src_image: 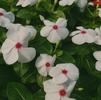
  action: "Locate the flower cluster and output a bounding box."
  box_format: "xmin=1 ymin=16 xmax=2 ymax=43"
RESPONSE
xmin=36 ymin=54 xmax=79 ymax=100
xmin=0 ymin=0 xmax=101 ymax=100
xmin=0 ymin=7 xmax=79 ymax=99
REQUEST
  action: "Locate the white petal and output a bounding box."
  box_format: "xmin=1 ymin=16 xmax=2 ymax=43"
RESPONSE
xmin=62 ymin=97 xmax=76 ymax=100
xmin=49 ymin=67 xmax=61 ymax=77
xmin=7 ymin=24 xmax=36 ymax=43
xmin=0 ymin=8 xmax=6 ymax=13
xmin=6 ymin=24 xmax=22 ymax=41
xmin=38 ymin=67 xmax=47 ymax=76
xmin=52 ymin=74 xmax=68 ymax=84
xmin=76 ymin=26 xmax=84 ymax=30
xmin=22 ymin=2 xmax=31 ymax=7
xmin=40 ymin=26 xmax=52 ymax=37
xmin=84 ymin=34 xmax=95 ymax=43
xmin=93 ymin=51 xmax=101 ymax=61
xmin=95 ymin=61 xmax=101 ymax=71
xmin=59 ymin=0 xmax=75 ymax=6
xmin=70 ymin=30 xmax=80 ymax=36
xmin=18 ymin=47 xmax=36 ymax=63
xmin=1 ymin=39 xmax=16 ymax=54
xmin=66 ymin=81 xmax=76 ymax=96
xmin=66 ymin=63 xmax=79 ymax=81
xmin=43 ymin=80 xmax=64 ymax=93
xmin=76 ymin=0 xmax=87 ymax=11
xmin=0 ymin=17 xmax=11 ymax=28
xmin=95 ymin=28 xmax=101 ymax=35
xmin=43 ymin=20 xmax=54 ymax=26
xmin=45 ymin=93 xmax=60 ymax=100
xmin=95 ymin=36 xmax=101 ymax=45
xmin=24 ymin=26 xmax=37 ymax=40
xmin=16 ymin=0 xmax=23 ymax=6
xmin=3 ymin=47 xmax=18 ymax=65
xmin=57 ymin=28 xmax=69 ymax=39
xmin=72 ymin=34 xmax=85 ymax=45
xmin=56 ymin=18 xmax=67 ymax=27
xmin=98 ymin=9 xmax=101 ymax=18
xmin=47 ymin=30 xmax=61 ymax=43
xmin=4 ymin=12 xmax=15 ymax=22
xmin=84 ymin=29 xmax=96 ymax=43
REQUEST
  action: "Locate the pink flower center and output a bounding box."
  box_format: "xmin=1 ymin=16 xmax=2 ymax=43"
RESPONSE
xmin=53 ymin=25 xmax=58 ymax=30
xmin=59 ymin=89 xmax=67 ymax=97
xmin=15 ymin=42 xmax=22 ymax=49
xmin=45 ymin=62 xmax=51 ymax=68
xmin=0 ymin=12 xmax=4 ymax=16
xmin=80 ymin=31 xmax=86 ymax=34
xmin=62 ymin=69 xmax=68 ymax=75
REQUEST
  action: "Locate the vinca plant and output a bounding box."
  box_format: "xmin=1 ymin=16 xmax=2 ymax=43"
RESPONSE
xmin=0 ymin=0 xmax=101 ymax=100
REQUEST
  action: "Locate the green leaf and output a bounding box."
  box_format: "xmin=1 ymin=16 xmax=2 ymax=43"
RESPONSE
xmin=0 ymin=65 xmax=20 ymax=87
xmin=56 ymin=51 xmax=75 ymax=64
xmin=33 ymin=89 xmax=45 ymax=100
xmin=7 ymin=82 xmax=34 ymax=100
xmin=33 ymin=36 xmax=53 ymax=54
xmin=14 ymin=63 xmax=29 ymax=77
xmin=16 ymin=7 xmax=35 ymax=19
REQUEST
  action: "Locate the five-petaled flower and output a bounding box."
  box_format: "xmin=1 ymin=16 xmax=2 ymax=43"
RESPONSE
xmin=70 ymin=26 xmax=96 ymax=45
xmin=49 ymin=63 xmax=79 ymax=84
xmin=43 ymin=80 xmax=76 ymax=100
xmin=40 ymin=17 xmax=69 ymax=44
xmin=1 ymin=24 xmax=37 ymax=65
xmin=35 ymin=54 xmax=56 ymax=76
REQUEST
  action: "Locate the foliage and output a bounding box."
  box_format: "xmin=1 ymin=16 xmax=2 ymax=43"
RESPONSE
xmin=0 ymin=0 xmax=101 ymax=100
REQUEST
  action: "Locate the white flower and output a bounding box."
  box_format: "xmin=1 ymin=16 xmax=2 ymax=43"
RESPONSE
xmin=94 ymin=26 xmax=101 ymax=45
xmin=70 ymin=26 xmax=96 ymax=45
xmin=49 ymin=63 xmax=79 ymax=84
xmin=1 ymin=24 xmax=37 ymax=65
xmin=76 ymin=0 xmax=88 ymax=11
xmin=0 ymin=8 xmax=15 ymax=28
xmin=16 ymin=0 xmax=37 ymax=7
xmin=43 ymin=80 xmax=76 ymax=100
xmin=59 ymin=0 xmax=76 ymax=6
xmin=40 ymin=18 xmax=69 ymax=44
xmin=35 ymin=54 xmax=56 ymax=77
xmin=93 ymin=51 xmax=101 ymax=71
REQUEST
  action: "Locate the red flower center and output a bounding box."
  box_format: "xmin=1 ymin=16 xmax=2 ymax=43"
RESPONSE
xmin=0 ymin=12 xmax=4 ymax=16
xmin=53 ymin=25 xmax=58 ymax=30
xmin=45 ymin=62 xmax=51 ymax=68
xmin=62 ymin=69 xmax=68 ymax=75
xmin=59 ymin=89 xmax=67 ymax=97
xmin=92 ymin=0 xmax=101 ymax=6
xmin=15 ymin=42 xmax=22 ymax=49
xmin=80 ymin=31 xmax=86 ymax=34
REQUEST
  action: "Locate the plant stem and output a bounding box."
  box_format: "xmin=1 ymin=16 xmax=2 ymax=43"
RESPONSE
xmin=53 ymin=41 xmax=60 ymax=54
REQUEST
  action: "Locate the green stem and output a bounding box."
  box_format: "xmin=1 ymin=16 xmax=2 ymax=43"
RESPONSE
xmin=53 ymin=41 xmax=60 ymax=54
